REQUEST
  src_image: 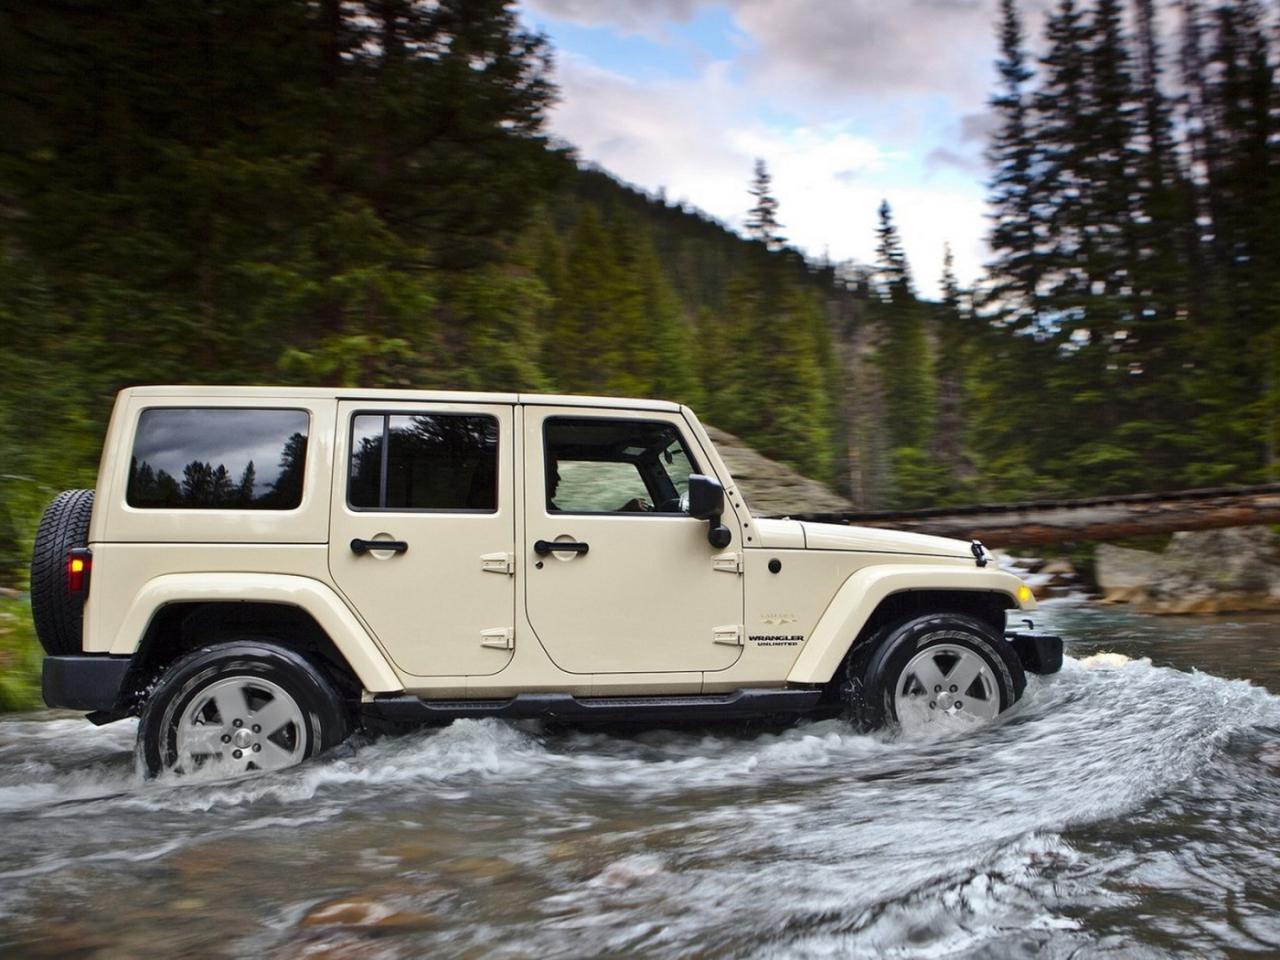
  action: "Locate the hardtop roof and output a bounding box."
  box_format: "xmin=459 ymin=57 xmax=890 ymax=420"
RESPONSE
xmin=118 ymin=385 xmax=683 ymax=413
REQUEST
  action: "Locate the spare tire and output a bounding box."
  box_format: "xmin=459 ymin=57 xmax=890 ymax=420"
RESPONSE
xmin=30 ymin=489 xmax=95 ymax=655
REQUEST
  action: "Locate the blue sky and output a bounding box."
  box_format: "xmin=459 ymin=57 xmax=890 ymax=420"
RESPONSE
xmin=517 ymin=0 xmax=1041 ymax=297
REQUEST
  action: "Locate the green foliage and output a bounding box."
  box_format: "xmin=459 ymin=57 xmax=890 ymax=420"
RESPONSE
xmin=5 ymin=0 xmax=1280 ymax=593
xmin=0 ymin=599 xmax=40 ymax=713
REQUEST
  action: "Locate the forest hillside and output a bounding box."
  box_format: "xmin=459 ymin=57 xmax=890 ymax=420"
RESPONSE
xmin=3 ymin=0 xmax=1279 ymax=582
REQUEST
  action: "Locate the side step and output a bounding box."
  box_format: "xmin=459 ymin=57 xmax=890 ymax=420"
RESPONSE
xmin=362 ymin=688 xmax=824 ymax=725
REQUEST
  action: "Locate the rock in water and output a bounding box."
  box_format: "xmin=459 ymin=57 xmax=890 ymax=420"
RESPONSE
xmin=1096 ymin=543 xmax=1169 ymax=604
xmin=1096 ymin=527 xmax=1280 ymax=614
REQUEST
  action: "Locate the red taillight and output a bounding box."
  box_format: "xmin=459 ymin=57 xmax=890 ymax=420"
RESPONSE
xmin=67 ymin=548 xmax=91 ymax=594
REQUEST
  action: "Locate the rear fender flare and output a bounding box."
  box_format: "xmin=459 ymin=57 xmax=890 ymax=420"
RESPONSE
xmin=110 ymin=573 xmax=403 ymax=693
xmin=786 ymin=564 xmax=1034 ymax=685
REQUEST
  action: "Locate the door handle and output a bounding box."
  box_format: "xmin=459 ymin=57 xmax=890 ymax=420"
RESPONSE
xmin=350 ymin=538 xmax=409 ymax=556
xmin=533 ymin=539 xmax=589 ymax=556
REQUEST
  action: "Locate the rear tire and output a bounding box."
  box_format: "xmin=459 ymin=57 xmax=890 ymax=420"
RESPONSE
xmin=30 ymin=489 xmax=94 ymax=655
xmin=845 ymin=613 xmax=1025 ymax=732
xmin=138 ymin=640 xmax=352 ymax=778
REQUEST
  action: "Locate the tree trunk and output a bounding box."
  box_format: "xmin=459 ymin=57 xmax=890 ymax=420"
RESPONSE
xmin=787 ymin=484 xmax=1280 ymax=547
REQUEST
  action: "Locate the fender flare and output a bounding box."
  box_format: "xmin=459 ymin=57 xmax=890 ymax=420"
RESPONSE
xmin=109 ymin=572 xmax=403 ymax=693
xmin=786 ymin=564 xmax=1035 ymax=685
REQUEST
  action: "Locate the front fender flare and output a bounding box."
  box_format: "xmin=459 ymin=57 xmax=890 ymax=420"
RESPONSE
xmin=786 ymin=564 xmax=1034 ymax=685
xmin=109 ymin=573 xmax=403 ymax=693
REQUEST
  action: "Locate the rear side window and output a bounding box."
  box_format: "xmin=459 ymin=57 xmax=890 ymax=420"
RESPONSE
xmin=127 ymin=408 xmax=310 ymax=510
xmin=348 ymin=413 xmax=498 ymax=511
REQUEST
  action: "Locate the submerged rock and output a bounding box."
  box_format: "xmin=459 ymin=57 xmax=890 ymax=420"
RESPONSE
xmin=1095 ymin=527 xmax=1280 ymax=614
xmin=300 ymin=896 xmax=439 ymax=931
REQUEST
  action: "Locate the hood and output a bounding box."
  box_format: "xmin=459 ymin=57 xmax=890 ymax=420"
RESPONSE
xmin=800 ymin=521 xmax=974 ymax=559
xmin=751 ymin=517 xmax=806 ymax=549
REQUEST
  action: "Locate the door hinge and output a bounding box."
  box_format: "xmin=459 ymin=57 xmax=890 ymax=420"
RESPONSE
xmin=481 ymin=552 xmax=515 ymax=575
xmin=713 ymin=624 xmax=744 ymax=646
xmin=712 ymin=551 xmax=743 ymax=575
xmin=480 ymin=627 xmax=514 ymax=650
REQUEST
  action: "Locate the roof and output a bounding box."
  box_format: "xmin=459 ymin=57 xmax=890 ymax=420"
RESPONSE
xmin=118 ymin=386 xmax=682 ymax=413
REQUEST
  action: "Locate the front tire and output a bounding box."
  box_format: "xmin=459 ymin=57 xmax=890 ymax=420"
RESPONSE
xmin=138 ymin=640 xmax=351 ymax=778
xmin=845 ymin=613 xmax=1026 ymax=732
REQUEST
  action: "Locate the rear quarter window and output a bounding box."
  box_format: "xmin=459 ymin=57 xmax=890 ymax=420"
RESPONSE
xmin=126 ymin=407 xmax=310 ymax=510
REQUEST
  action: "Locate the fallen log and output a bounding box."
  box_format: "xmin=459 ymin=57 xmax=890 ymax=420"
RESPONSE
xmin=783 ymin=483 xmax=1280 ymax=548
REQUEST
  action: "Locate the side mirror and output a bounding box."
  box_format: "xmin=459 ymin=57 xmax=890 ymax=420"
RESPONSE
xmin=686 ymin=474 xmax=724 ymax=520
xmin=687 ymin=474 xmax=732 ymax=548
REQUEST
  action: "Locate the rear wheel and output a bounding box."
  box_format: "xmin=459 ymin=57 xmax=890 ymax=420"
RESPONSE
xmin=845 ymin=613 xmax=1025 ymax=733
xmin=138 ymin=640 xmax=352 ymax=778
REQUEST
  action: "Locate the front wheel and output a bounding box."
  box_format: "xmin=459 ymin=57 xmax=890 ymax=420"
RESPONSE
xmin=845 ymin=613 xmax=1026 ymax=733
xmin=138 ymin=641 xmax=352 ymax=778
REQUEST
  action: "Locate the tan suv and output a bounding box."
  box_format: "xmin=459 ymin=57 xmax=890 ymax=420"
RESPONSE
xmin=31 ymin=386 xmax=1061 ymax=777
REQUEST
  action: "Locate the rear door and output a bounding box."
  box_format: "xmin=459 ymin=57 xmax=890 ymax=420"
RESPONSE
xmin=329 ymin=401 xmax=516 ymax=678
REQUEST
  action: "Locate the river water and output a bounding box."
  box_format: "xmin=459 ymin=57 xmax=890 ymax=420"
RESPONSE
xmin=1 ymin=599 xmax=1278 ymax=959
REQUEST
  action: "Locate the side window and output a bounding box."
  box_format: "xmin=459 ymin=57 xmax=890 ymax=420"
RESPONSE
xmin=544 ymin=417 xmax=699 ymax=514
xmin=127 ymin=408 xmax=309 ymax=510
xmin=349 ymin=413 xmax=498 ymax=511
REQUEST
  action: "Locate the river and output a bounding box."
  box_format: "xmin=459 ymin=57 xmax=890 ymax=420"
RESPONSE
xmin=1 ymin=598 xmax=1278 ymax=958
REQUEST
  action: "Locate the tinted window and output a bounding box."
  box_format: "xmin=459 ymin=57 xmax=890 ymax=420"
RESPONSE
xmin=545 ymin=418 xmax=699 ymax=514
xmin=349 ymin=413 xmax=498 ymax=511
xmin=128 ymin=408 xmax=309 ymax=510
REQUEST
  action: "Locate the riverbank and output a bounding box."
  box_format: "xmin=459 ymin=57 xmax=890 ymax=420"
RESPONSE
xmin=0 ymin=597 xmax=40 ymax=713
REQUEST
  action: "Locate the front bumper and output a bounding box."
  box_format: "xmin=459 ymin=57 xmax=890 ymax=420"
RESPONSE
xmin=42 ymin=655 xmax=131 ymax=713
xmin=1004 ymin=630 xmax=1064 ymax=675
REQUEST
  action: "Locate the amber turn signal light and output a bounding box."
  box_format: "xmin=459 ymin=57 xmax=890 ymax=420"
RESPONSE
xmin=67 ymin=549 xmax=92 ymax=593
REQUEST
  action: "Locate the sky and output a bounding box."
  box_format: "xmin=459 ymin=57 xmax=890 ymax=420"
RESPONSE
xmin=517 ymin=0 xmax=1042 ymax=299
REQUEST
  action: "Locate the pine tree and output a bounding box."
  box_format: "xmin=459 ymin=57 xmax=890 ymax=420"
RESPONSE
xmin=1034 ymin=0 xmax=1093 ymax=321
xmin=985 ymin=0 xmax=1040 ymax=329
xmin=872 ymin=202 xmax=942 ymax=506
xmin=745 ymin=159 xmax=785 ymax=251
xmin=238 ymin=461 xmax=257 ymax=505
xmin=933 ymin=245 xmax=970 ymax=488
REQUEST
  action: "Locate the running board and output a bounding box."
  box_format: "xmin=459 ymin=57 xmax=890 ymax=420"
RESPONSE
xmin=362 ymin=688 xmax=824 ymax=725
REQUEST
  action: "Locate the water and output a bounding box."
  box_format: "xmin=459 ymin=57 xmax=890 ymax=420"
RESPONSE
xmin=1 ymin=599 xmax=1278 ymax=959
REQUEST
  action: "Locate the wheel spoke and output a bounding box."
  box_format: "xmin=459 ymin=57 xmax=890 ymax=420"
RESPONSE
xmin=251 ymin=696 xmax=297 ymax=738
xmin=945 ymin=655 xmax=984 ymax=696
xmin=964 ymin=693 xmax=1001 ymax=720
xmin=212 ymin=685 xmax=249 ymax=725
xmin=178 ymin=725 xmax=225 ymax=757
xmin=255 ymin=738 xmax=299 ymax=771
xmin=910 ymin=658 xmax=947 ymax=695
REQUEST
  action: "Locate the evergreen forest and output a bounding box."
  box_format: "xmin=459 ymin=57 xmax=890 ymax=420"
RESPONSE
xmin=2 ymin=0 xmax=1279 ymax=582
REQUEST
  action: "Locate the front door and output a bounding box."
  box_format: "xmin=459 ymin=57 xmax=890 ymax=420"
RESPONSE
xmin=329 ymin=401 xmax=516 ymax=678
xmin=523 ymin=407 xmax=743 ymax=675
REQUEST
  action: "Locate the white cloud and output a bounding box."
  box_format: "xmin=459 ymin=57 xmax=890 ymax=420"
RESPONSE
xmin=549 ymin=53 xmax=989 ymax=296
xmin=526 ymin=0 xmax=706 ymax=35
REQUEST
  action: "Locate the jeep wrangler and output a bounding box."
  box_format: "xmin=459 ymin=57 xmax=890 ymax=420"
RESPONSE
xmin=31 ymin=387 xmax=1062 ymax=777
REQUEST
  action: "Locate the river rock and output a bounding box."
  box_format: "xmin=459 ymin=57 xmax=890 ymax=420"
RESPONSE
xmin=703 ymin=425 xmax=852 ymax=516
xmin=1096 ymin=527 xmax=1280 ymax=614
xmin=300 ymin=896 xmax=438 ymax=931
xmin=1095 ymin=543 xmax=1169 ymax=603
xmin=1038 ymin=558 xmax=1076 ymax=577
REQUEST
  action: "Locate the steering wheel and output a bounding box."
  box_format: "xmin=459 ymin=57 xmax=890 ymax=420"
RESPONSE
xmin=653 ymin=496 xmax=683 ymax=512
xmin=618 ymin=497 xmax=654 ymax=513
